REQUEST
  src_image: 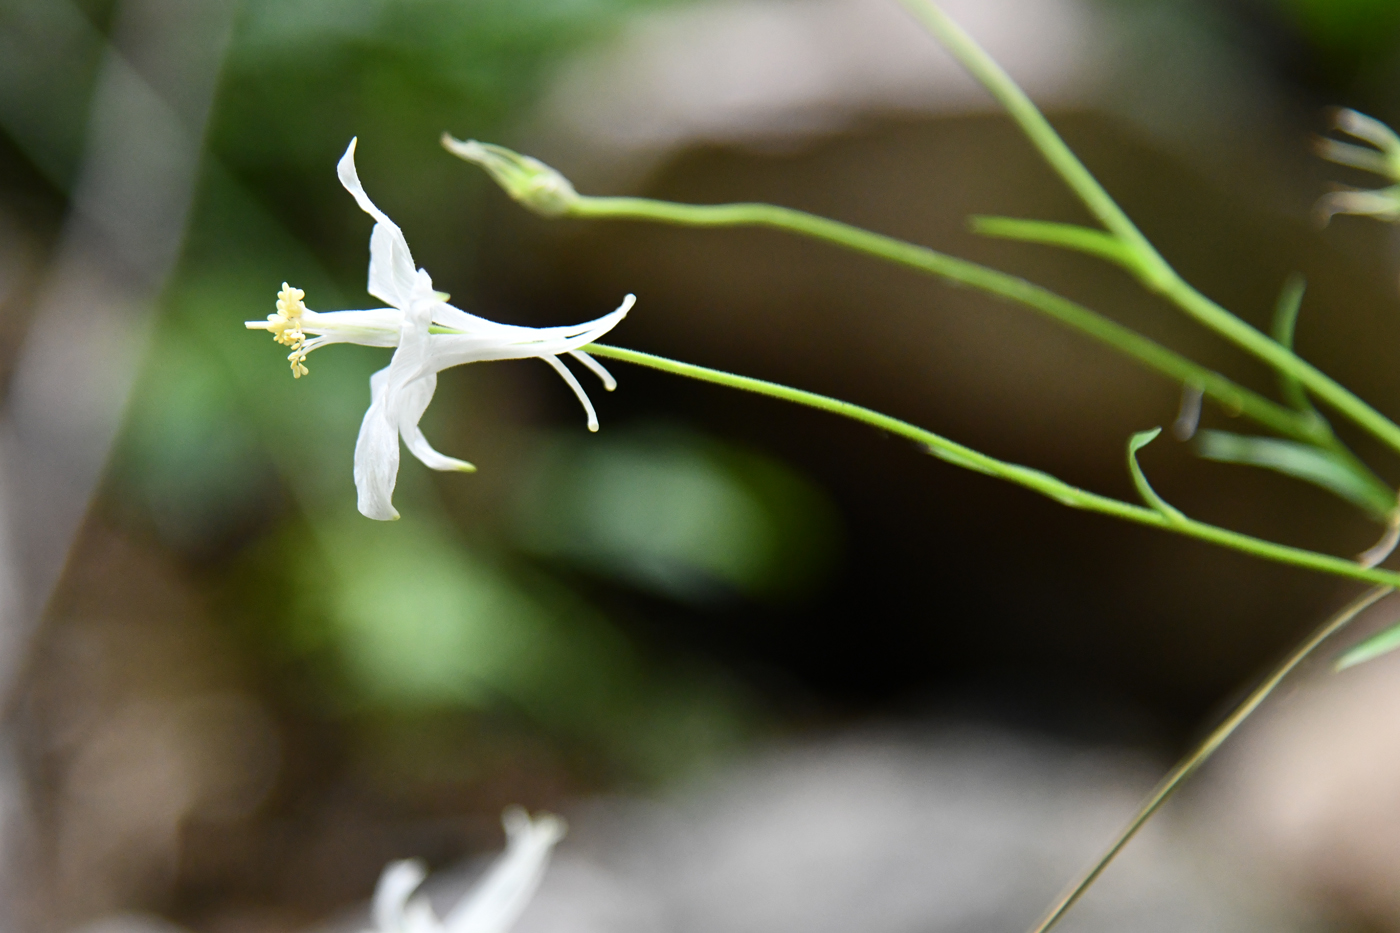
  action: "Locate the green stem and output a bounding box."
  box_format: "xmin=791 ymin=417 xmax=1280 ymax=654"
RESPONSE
xmin=894 ymin=0 xmax=1169 ymax=283
xmin=570 ymin=196 xmax=1320 ymax=447
xmin=1025 ymin=584 xmax=1392 ymax=933
xmin=586 ymin=343 xmax=1400 ymax=588
xmin=1165 ymin=283 xmax=1400 ymax=454
xmin=896 ymin=0 xmax=1400 ymax=457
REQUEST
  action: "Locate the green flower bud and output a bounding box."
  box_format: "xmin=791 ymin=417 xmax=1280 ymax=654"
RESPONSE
xmin=441 ymin=135 xmax=578 ymax=217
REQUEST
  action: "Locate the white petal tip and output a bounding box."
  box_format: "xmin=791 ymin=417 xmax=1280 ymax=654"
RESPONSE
xmin=458 ymin=463 xmax=477 ymax=473
xmin=587 ymin=422 xmax=600 ymax=433
xmin=617 ymin=293 xmax=636 ymax=314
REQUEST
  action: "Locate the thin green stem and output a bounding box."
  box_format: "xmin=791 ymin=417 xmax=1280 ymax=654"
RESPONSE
xmin=586 ymin=343 xmax=1400 ymax=589
xmin=1165 ymin=283 xmax=1400 ymax=454
xmin=570 ymin=196 xmax=1321 ymax=447
xmin=1025 ymin=584 xmax=1392 ymax=933
xmin=894 ymin=0 xmax=1170 ymax=284
xmin=897 ymin=0 xmax=1400 ymax=457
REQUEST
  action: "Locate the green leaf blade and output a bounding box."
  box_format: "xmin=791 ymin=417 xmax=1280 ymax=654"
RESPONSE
xmin=1337 ymin=620 xmax=1400 ymax=670
xmin=969 ymin=215 xmax=1145 ymax=276
xmin=1126 ymin=428 xmax=1186 ymax=522
xmin=1197 ymin=430 xmax=1395 ymax=519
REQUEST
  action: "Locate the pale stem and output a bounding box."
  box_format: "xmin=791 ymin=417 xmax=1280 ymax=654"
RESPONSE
xmin=1024 ymin=584 xmax=1392 ymax=933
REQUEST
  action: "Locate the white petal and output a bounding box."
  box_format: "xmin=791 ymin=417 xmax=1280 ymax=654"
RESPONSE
xmin=354 ymin=299 xmax=438 ymax=519
xmin=354 ymin=366 xmax=402 ymax=521
xmin=301 ymin=307 xmax=403 ymax=348
xmin=337 ymin=138 xmax=420 ymax=309
xmin=402 ymin=898 xmax=447 ymax=933
xmin=372 ymin=860 xmax=429 ymax=933
xmin=441 ymin=809 xmax=566 ymax=933
xmin=397 ymin=373 xmax=476 ymax=472
xmin=425 ymin=295 xmax=632 ymax=371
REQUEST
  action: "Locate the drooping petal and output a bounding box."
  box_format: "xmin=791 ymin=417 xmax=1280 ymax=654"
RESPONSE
xmin=396 ymin=372 xmax=476 ymax=473
xmin=354 ymin=298 xmax=436 ymax=519
xmin=441 ymin=809 xmax=566 ymax=933
xmin=354 ymin=366 xmax=402 ymax=521
xmin=371 ymin=860 xmax=430 ymax=933
xmin=337 ymin=138 xmax=421 ymax=309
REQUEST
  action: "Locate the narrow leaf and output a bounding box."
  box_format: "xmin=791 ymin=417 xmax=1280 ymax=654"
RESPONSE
xmin=1336 ymin=620 xmax=1400 ymax=670
xmin=1126 ymin=428 xmax=1186 ymax=522
xmin=970 ymin=216 xmax=1145 ymax=276
xmin=1197 ymin=430 xmax=1395 ymax=519
xmin=1271 ymin=274 xmax=1314 ymax=413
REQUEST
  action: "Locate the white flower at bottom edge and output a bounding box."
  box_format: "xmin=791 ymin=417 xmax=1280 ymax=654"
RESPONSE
xmin=367 ymin=808 xmax=567 ymax=933
xmin=245 ymin=137 xmax=633 ymax=520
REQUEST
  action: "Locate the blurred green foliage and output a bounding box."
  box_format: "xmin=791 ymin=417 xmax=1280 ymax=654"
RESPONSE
xmin=0 ymin=0 xmax=845 ymax=793
xmin=1272 ymin=0 xmax=1400 ymax=58
xmin=515 ymin=424 xmax=840 ymax=602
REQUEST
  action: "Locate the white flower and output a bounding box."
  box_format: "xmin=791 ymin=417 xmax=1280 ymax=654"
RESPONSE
xmin=246 ymin=138 xmax=633 ymax=520
xmin=367 ymin=808 xmax=566 ymax=933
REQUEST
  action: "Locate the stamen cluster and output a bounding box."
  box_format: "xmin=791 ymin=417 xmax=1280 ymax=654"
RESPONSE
xmin=266 ymin=282 xmax=310 ymax=377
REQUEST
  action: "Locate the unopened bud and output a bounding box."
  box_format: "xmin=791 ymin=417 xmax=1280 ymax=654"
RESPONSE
xmin=441 ymin=135 xmax=578 ymax=217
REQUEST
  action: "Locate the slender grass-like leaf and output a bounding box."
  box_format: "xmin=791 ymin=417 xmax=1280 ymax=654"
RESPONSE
xmin=1336 ymin=620 xmax=1400 ymax=670
xmin=969 ymin=215 xmax=1147 ymax=277
xmin=1197 ymin=430 xmax=1396 ymax=519
xmin=1126 ymin=428 xmax=1185 ymax=522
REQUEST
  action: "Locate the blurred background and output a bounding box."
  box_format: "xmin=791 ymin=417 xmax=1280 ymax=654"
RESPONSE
xmin=6 ymin=0 xmax=1400 ymax=930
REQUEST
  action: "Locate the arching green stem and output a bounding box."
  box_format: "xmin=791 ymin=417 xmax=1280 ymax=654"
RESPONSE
xmin=585 ymin=343 xmax=1400 ymax=589
xmin=569 ymin=196 xmax=1319 ymax=447
xmin=895 ymin=0 xmax=1400 ymax=457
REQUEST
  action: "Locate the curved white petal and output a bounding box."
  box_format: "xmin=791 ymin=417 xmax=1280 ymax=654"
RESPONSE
xmin=397 ymin=373 xmax=476 ymax=472
xmin=354 ymin=366 xmax=402 ymax=521
xmin=372 ymin=860 xmax=429 ymax=933
xmin=337 ymin=138 xmax=420 ymax=309
xmin=353 ymin=298 xmax=438 ymax=519
xmin=425 ymin=295 xmax=632 ymax=371
xmin=433 ymin=294 xmax=634 ymax=344
xmin=442 ymin=809 xmax=566 ymax=933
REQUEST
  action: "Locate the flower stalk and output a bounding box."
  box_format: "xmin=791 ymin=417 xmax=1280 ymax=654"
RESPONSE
xmin=584 ymin=343 xmax=1400 ymax=589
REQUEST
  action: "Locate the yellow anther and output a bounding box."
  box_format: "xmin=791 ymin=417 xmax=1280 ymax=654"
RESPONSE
xmin=288 ymin=346 xmax=310 ymax=379
xmin=265 ymin=282 xmax=310 ymax=378
xmin=276 ymin=282 xmax=306 ymax=318
xmin=268 ymin=282 xmax=308 ymax=347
